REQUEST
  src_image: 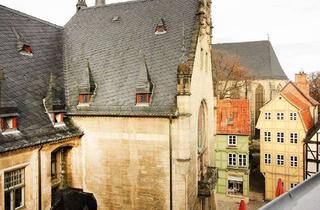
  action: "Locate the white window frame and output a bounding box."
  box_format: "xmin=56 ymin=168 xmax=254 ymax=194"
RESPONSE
xmin=277 ymin=155 xmax=284 ymax=165
xmin=228 ymin=135 xmax=237 ymax=147
xmin=239 ymin=154 xmax=247 ymax=167
xmin=290 ymin=112 xmax=297 ymax=121
xmin=228 ymin=154 xmax=237 ymax=167
xmin=290 ymin=156 xmax=298 ymax=167
xmin=4 ymin=168 xmax=25 ymax=210
xmin=277 ymin=112 xmax=284 ymax=120
xmin=264 ymin=131 xmax=271 ymax=142
xmin=264 ymin=112 xmax=271 ymax=120
xmin=290 ymin=132 xmax=298 ymax=144
xmin=277 ymin=132 xmax=284 ymax=143
xmin=265 ymin=154 xmax=271 ymax=165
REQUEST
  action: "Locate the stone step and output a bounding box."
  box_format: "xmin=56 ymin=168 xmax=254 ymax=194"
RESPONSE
xmin=250 ymin=192 xmax=265 ymax=202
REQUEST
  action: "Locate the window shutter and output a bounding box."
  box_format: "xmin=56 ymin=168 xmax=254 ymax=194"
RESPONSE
xmin=79 ymin=95 xmax=83 ymax=103
xmin=12 ymin=117 xmax=17 ymax=129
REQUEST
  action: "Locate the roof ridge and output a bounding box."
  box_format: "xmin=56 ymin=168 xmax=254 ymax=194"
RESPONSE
xmin=82 ymin=0 xmax=149 ymax=11
xmin=0 ymin=4 xmax=62 ymax=29
xmin=213 ymin=40 xmax=270 ymax=45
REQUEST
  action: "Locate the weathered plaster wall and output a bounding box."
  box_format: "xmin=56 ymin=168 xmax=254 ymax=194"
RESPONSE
xmin=0 ymin=138 xmax=82 ymax=210
xmin=72 ymin=117 xmax=170 ymax=210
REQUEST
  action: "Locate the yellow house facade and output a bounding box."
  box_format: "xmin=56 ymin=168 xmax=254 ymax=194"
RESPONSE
xmin=256 ymin=74 xmax=318 ymax=200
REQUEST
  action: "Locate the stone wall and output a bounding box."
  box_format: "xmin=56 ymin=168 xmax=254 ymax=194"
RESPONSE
xmin=0 ymin=137 xmax=82 ymax=210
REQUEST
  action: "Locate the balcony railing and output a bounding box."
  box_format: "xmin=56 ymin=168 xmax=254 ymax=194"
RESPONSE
xmin=198 ymin=166 xmax=218 ymax=197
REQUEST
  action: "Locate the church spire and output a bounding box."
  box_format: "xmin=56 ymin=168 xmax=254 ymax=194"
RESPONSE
xmin=76 ymin=0 xmax=87 ymax=12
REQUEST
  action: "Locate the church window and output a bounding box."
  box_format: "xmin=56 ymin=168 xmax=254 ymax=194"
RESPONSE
xmin=255 ymin=84 xmax=264 ymax=122
xmin=4 ymin=168 xmax=25 ymax=210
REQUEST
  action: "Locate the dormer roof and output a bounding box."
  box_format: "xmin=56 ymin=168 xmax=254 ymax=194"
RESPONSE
xmin=136 ymin=57 xmax=153 ymax=94
xmin=79 ymin=60 xmax=96 ymax=95
xmin=44 ymin=73 xmax=65 ymax=113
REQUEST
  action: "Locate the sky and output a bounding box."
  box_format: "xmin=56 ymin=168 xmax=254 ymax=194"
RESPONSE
xmin=1 ymin=0 xmax=320 ymax=80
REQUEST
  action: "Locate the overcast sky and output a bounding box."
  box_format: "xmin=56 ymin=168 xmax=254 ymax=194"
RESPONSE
xmin=1 ymin=0 xmax=320 ymax=79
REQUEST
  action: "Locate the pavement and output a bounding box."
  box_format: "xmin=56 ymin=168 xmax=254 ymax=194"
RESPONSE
xmin=217 ymin=199 xmax=267 ymax=210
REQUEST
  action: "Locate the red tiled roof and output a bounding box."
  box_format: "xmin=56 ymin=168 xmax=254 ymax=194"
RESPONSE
xmin=216 ymin=99 xmax=250 ymax=135
xmin=281 ymin=82 xmax=316 ymax=131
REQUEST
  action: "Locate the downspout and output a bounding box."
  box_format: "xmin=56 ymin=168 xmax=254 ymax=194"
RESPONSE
xmin=38 ymin=142 xmax=43 ymax=210
xmin=169 ymin=116 xmax=173 ymax=210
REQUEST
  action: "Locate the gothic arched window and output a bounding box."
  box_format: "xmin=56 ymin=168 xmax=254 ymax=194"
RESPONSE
xmin=198 ymin=102 xmax=207 ymax=152
xmin=255 ymin=84 xmax=265 ymax=122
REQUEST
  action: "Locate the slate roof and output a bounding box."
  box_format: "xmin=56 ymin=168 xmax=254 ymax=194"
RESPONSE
xmin=260 ymin=172 xmax=320 ymax=210
xmin=63 ymin=0 xmax=200 ymax=116
xmin=0 ymin=5 xmax=82 ymax=153
xmin=213 ymin=41 xmax=288 ymax=80
xmin=216 ymin=99 xmax=250 ymax=135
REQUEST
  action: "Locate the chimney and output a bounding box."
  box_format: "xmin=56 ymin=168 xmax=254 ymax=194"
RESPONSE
xmin=76 ymin=0 xmax=87 ymax=11
xmin=96 ymin=0 xmax=105 ymax=6
xmin=295 ymin=71 xmax=310 ymax=96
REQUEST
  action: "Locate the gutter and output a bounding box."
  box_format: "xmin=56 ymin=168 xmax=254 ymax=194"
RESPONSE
xmin=38 ymin=143 xmax=43 ymax=210
xmin=169 ymin=116 xmax=173 ymax=210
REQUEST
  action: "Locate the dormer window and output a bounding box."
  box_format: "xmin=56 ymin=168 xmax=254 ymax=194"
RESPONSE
xmin=19 ymin=44 xmax=33 ymax=57
xmin=79 ymin=94 xmax=91 ymax=105
xmin=1 ymin=116 xmax=17 ymax=133
xmin=136 ymin=93 xmax=151 ymax=105
xmin=155 ymin=18 xmax=167 ymax=35
xmin=50 ymin=113 xmax=65 ymax=127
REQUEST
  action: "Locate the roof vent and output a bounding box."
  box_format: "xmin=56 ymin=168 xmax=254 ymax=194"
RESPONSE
xmin=112 ymin=16 xmax=120 ymax=23
xmin=155 ymin=18 xmax=167 ymax=35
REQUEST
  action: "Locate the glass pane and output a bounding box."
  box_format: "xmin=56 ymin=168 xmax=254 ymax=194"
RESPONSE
xmin=15 ymin=188 xmax=23 ymax=208
xmin=5 ymin=191 xmax=11 ymax=210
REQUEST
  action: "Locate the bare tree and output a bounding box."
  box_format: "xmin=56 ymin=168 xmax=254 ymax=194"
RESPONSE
xmin=308 ymin=71 xmax=320 ymax=102
xmin=212 ymin=49 xmax=254 ymax=99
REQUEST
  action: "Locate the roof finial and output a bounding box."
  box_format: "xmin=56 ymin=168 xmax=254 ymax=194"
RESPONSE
xmin=76 ymin=0 xmax=87 ymax=12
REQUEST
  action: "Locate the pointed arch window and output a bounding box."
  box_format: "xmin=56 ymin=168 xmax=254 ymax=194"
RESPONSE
xmin=255 ymin=84 xmax=265 ymax=122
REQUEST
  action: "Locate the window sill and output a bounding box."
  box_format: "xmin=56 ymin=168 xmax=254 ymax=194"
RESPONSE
xmin=54 ymin=123 xmax=66 ymax=128
xmin=2 ymin=129 xmax=20 ymax=135
xmin=135 ymin=103 xmax=150 ymax=107
xmin=227 ymin=145 xmax=237 ymax=149
xmin=77 ymin=103 xmax=90 ymax=107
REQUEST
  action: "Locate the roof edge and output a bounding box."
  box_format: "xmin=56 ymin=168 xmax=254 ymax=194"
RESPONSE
xmin=0 ymin=4 xmax=63 ymax=29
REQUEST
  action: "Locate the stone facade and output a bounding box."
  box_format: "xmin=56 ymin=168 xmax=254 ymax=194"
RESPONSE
xmin=0 ymin=137 xmax=82 ymax=210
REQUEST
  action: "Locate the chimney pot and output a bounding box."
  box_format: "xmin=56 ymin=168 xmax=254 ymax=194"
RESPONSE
xmin=96 ymin=0 xmax=106 ymax=6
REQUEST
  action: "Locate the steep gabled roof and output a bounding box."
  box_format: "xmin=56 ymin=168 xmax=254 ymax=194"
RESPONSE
xmin=0 ymin=5 xmax=81 ymax=153
xmin=281 ymin=82 xmax=316 ymax=131
xmin=212 ymin=40 xmax=288 ymax=80
xmin=216 ymin=99 xmax=250 ymax=135
xmin=63 ymin=0 xmax=200 ymax=116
